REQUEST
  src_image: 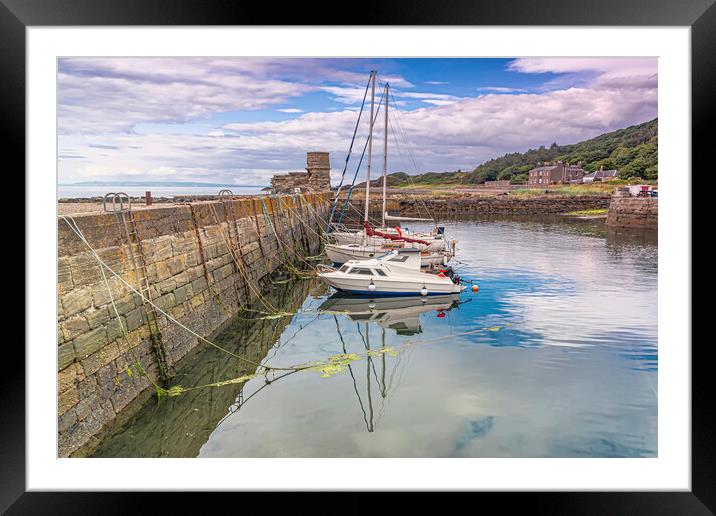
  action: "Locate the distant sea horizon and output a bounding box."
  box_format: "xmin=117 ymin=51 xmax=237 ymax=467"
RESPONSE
xmin=58 ymin=183 xmax=268 ymax=199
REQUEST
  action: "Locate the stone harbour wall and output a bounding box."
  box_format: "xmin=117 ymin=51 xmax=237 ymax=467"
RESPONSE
xmin=606 ymin=197 xmax=658 ymax=229
xmin=398 ymin=195 xmax=611 ymax=217
xmin=57 ymin=193 xmax=329 ymax=457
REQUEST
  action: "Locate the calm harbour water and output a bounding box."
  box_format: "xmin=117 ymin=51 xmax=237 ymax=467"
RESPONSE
xmin=93 ymin=216 xmax=657 ymax=458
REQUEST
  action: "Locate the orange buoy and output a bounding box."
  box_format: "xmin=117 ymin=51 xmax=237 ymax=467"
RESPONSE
xmin=472 ymin=285 xmax=479 ymax=293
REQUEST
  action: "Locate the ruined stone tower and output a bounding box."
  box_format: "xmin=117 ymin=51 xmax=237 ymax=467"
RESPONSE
xmin=270 ymin=151 xmax=331 ymax=193
xmin=306 ymin=151 xmax=331 ymax=191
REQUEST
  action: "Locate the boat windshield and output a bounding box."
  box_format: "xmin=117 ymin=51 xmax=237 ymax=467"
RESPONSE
xmin=338 ymin=265 xmax=349 ymax=272
xmin=348 ymin=267 xmax=374 ymax=275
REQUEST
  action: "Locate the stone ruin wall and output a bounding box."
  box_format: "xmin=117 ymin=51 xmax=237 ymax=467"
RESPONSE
xmin=271 ymin=151 xmax=331 ymax=193
xmin=57 ymin=194 xmax=330 ymax=457
xmin=605 ymin=197 xmax=658 ymax=229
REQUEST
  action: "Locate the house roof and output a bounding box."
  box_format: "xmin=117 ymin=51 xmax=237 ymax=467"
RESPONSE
xmin=529 ymin=165 xmax=559 ymax=173
xmin=584 ymin=169 xmax=618 ymax=179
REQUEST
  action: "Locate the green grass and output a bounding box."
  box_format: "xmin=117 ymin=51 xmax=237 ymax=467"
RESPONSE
xmin=508 ymin=184 xmax=613 ymax=197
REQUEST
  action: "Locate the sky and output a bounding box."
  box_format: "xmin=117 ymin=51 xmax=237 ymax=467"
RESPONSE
xmin=58 ymin=57 xmax=657 ymax=186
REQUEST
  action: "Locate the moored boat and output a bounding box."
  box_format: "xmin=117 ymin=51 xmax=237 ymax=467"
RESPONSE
xmin=317 ymin=249 xmax=465 ymax=296
xmin=324 ymin=242 xmax=450 ymax=268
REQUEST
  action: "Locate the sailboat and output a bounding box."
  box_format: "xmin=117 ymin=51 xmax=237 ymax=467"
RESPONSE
xmin=326 ymin=72 xmax=455 ymax=265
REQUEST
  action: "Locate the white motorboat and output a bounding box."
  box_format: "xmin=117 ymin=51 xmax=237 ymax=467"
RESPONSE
xmin=325 ymin=242 xmax=450 ymax=268
xmin=319 ymin=292 xmax=459 ymax=335
xmin=317 ymin=249 xmax=465 ymax=296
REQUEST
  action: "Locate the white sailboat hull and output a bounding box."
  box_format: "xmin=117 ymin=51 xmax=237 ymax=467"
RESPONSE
xmin=330 ymin=230 xmax=446 ymax=251
xmin=325 ymin=243 xmax=448 ymax=268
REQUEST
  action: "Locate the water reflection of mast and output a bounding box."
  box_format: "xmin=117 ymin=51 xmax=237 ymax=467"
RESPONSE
xmin=365 ymin=323 xmax=374 ymax=432
xmin=334 ymin=315 xmax=371 ymax=431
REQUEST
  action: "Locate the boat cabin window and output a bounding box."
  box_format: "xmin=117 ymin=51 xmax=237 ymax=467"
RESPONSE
xmin=338 ymin=265 xmax=350 ymax=272
xmin=374 ymin=269 xmax=387 ymax=276
xmin=348 ymin=267 xmax=373 ymax=275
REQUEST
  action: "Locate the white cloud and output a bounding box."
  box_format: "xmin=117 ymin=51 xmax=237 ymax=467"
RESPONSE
xmin=58 ymin=58 xmax=414 ymax=133
xmin=478 ymin=86 xmax=528 ymax=93
xmin=277 ymin=108 xmax=304 ymax=113
xmin=420 ymin=99 xmax=458 ymax=106
xmin=508 ymin=57 xmax=657 ymax=91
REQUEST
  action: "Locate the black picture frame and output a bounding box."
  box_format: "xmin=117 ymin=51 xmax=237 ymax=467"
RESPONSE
xmin=4 ymin=0 xmax=709 ymax=512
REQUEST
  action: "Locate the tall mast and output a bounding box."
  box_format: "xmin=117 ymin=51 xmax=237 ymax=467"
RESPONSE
xmin=382 ymin=83 xmax=389 ymax=227
xmin=364 ymin=71 xmax=376 ymax=224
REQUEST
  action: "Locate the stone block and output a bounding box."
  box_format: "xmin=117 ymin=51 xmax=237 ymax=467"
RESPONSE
xmin=105 ymin=317 xmax=126 ymax=343
xmin=74 ymin=393 xmax=98 ymax=420
xmin=69 ymin=254 xmax=101 ymax=288
xmin=157 ymin=277 xmax=177 ymax=294
xmin=173 ymin=284 xmax=191 ymax=304
xmin=168 ymin=256 xmax=185 ymax=276
xmin=154 ymin=292 xmax=176 ymax=312
xmin=58 ymin=421 xmax=91 ymax=457
xmin=91 ymin=276 xmax=130 ymax=306
xmin=77 ymin=375 xmax=98 ymax=399
xmin=191 ymin=277 xmax=208 ymax=295
xmin=83 ymin=399 xmax=116 ymax=435
xmin=61 ymin=287 xmax=93 ymax=317
xmin=112 ymin=294 xmax=136 ymax=316
xmin=110 ymin=379 xmax=142 ymax=413
xmin=96 ymin=247 xmax=125 ymax=275
xmin=150 ymin=235 xmax=174 ymax=261
xmin=58 ymin=409 xmax=78 ymax=434
xmin=96 ymin=362 xmax=118 ymax=393
xmin=189 ymin=293 xmax=205 ymax=309
xmin=58 ymin=362 xmax=78 ymax=393
xmin=80 ymin=348 xmax=106 ymax=376
xmin=61 ymin=316 xmax=90 ymax=341
xmin=58 ymin=384 xmax=79 ymax=416
xmin=58 ymin=341 xmax=76 ymax=370
xmin=71 ymin=325 xmax=108 ymax=364
xmin=174 ymin=271 xmax=190 ymax=288
xmin=170 ymin=305 xmax=186 ymax=319
xmin=85 ymin=306 xmax=111 ymax=329
xmin=57 ymin=257 xmax=73 ymax=294
xmin=185 ymin=249 xmax=201 ymax=267
xmin=125 ymin=306 xmax=147 ymax=332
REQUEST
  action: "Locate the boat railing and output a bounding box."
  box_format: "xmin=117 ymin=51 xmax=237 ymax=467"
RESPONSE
xmin=329 ymin=222 xmax=362 ymax=233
